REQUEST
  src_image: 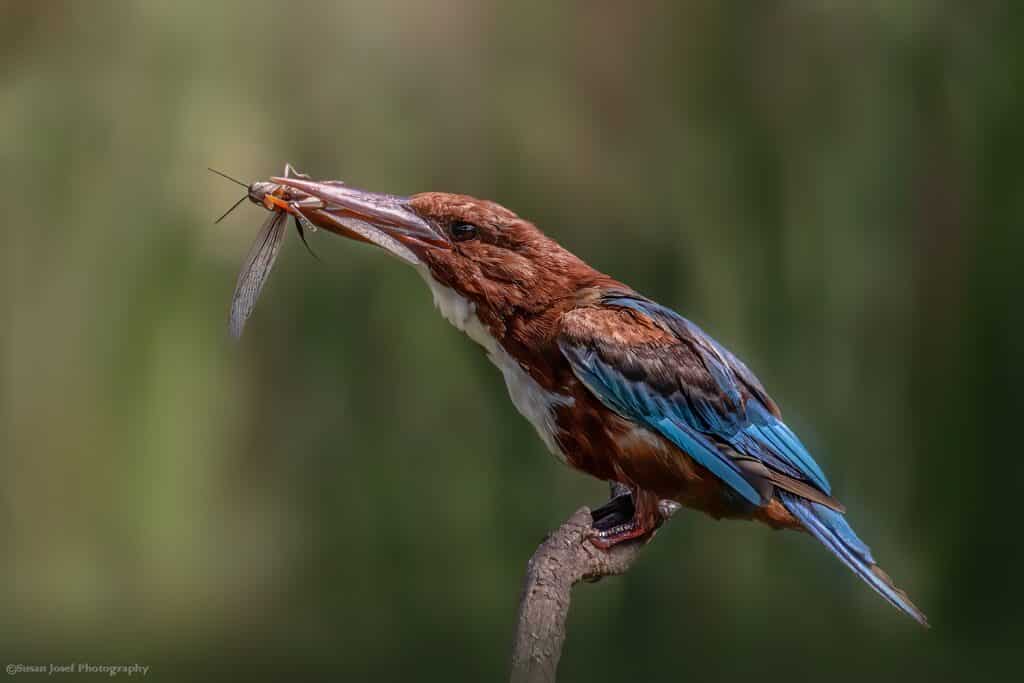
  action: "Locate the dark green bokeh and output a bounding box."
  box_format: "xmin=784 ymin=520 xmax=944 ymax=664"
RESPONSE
xmin=2 ymin=2 xmax=1020 ymax=681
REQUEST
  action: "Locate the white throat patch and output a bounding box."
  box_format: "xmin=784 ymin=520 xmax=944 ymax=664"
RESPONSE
xmin=416 ymin=267 xmax=573 ymax=459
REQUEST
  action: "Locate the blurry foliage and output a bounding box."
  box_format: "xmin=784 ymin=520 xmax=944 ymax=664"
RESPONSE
xmin=1 ymin=1 xmax=1021 ymax=681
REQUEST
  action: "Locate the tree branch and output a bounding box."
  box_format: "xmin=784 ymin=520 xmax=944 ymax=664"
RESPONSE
xmin=508 ymin=506 xmax=656 ymax=683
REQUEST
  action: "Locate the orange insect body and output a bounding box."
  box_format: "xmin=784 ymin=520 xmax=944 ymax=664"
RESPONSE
xmin=262 ymin=193 xmax=291 ymax=213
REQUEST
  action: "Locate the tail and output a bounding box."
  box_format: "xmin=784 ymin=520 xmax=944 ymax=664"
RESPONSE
xmin=779 ymin=492 xmax=929 ymax=627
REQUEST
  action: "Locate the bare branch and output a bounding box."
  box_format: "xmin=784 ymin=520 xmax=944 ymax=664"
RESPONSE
xmin=508 ymin=507 xmax=652 ymax=683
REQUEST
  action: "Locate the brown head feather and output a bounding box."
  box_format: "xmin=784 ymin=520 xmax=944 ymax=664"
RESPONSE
xmin=408 ymin=192 xmax=622 ymax=353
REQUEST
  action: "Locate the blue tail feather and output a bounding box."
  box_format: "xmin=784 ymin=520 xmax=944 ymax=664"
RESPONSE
xmin=780 ymin=492 xmax=928 ymax=627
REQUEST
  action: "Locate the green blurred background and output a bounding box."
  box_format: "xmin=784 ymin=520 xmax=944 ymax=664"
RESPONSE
xmin=2 ymin=1 xmax=1021 ymax=681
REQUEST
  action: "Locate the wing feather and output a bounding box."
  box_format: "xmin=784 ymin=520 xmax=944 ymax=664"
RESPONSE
xmin=558 ymin=293 xmax=834 ymax=505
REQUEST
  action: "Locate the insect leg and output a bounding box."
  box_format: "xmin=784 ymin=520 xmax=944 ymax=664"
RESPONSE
xmin=290 ymin=198 xmax=323 ymax=231
xmin=290 ymin=201 xmax=321 ymax=260
xmin=283 ymin=163 xmax=311 ymax=180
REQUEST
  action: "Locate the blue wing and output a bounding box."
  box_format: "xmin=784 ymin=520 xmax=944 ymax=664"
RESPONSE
xmin=558 ymin=293 xmax=831 ymax=505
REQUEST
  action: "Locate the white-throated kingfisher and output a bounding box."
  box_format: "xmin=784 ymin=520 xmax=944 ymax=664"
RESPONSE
xmin=239 ymin=172 xmax=928 ymax=626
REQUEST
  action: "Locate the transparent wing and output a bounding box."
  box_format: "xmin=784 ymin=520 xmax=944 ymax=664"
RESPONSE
xmin=229 ymin=209 xmax=287 ymax=339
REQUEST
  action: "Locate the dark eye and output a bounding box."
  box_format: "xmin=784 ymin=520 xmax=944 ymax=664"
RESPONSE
xmin=451 ymin=222 xmax=478 ymax=241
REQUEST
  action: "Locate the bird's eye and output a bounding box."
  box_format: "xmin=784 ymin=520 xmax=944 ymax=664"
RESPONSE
xmin=451 ymin=222 xmax=478 ymax=241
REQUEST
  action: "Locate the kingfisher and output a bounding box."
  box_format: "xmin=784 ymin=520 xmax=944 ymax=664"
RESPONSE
xmin=236 ymin=172 xmax=928 ymax=626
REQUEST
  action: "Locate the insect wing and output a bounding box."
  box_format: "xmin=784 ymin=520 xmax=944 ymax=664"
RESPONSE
xmin=229 ymin=210 xmax=288 ymax=339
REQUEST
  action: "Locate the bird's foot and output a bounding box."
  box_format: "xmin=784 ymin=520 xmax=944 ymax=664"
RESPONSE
xmin=588 ymin=490 xmax=658 ymax=549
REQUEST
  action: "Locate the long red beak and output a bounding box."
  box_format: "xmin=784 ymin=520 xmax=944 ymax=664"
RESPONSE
xmin=270 ymin=177 xmax=449 ymax=265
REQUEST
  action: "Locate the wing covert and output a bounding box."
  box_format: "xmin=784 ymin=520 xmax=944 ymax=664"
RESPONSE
xmin=558 ymin=294 xmax=832 ymax=504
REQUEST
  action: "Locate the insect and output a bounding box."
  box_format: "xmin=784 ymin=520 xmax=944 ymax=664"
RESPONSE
xmin=209 ymin=164 xmax=325 ymax=338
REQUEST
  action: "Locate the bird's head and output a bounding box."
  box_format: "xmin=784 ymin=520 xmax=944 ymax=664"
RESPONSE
xmin=273 ymin=177 xmax=610 ymax=326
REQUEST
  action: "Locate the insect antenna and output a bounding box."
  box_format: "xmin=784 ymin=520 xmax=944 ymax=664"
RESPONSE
xmin=214 ymin=194 xmax=249 ymax=224
xmin=207 ymin=167 xmax=248 ymax=188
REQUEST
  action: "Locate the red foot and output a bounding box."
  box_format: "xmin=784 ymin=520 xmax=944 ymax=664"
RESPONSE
xmin=588 ymin=520 xmax=656 ymax=549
